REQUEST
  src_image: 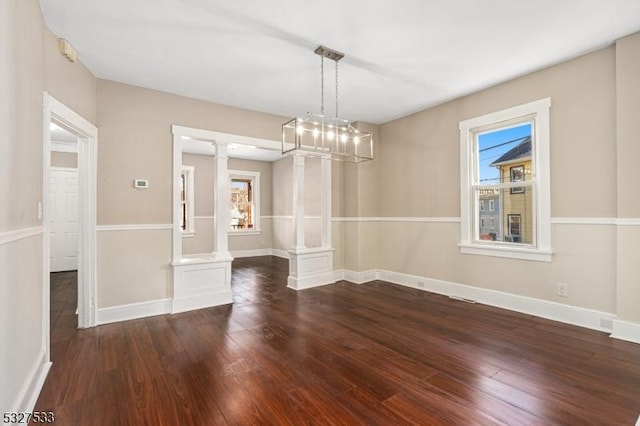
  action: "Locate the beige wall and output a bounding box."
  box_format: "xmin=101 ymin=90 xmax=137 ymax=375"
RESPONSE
xmin=181 ymin=154 xmax=274 ymax=255
xmin=181 ymin=153 xmax=215 ymax=254
xmin=96 ymin=81 xmax=288 ymax=305
xmin=98 ymin=230 xmax=171 ymax=307
xmin=1 ymin=0 xmax=45 ymax=413
xmin=272 ymin=156 xmax=293 ymax=252
xmin=340 ymin=122 xmax=380 ymax=272
xmin=43 ymin=29 xmax=96 ymax=123
xmin=230 ymin=158 xmax=273 ymax=216
xmin=96 ymin=80 xmax=286 ymax=226
xmin=228 ymin=158 xmax=274 ymax=253
xmin=373 ymin=46 xmax=621 ymax=314
xmin=1 ymin=0 xmax=97 ymax=412
xmin=1 ymin=0 xmax=45 ymax=232
xmin=51 ymin=151 xmax=78 ymax=168
xmin=615 ymin=32 xmax=640 ymax=323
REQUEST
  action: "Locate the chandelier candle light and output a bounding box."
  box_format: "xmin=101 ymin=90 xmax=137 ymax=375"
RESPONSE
xmin=282 ymin=46 xmax=374 ymax=162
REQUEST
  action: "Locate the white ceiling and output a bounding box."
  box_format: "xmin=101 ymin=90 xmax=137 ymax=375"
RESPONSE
xmin=40 ymin=0 xmax=640 ymax=124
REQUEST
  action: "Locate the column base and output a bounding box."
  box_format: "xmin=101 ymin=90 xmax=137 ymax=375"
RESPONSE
xmin=287 ymin=247 xmax=335 ymax=290
xmin=171 ymin=254 xmax=233 ymax=313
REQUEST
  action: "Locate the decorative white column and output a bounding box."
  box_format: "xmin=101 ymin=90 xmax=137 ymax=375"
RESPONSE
xmin=171 ymin=136 xmax=233 ymax=313
xmin=213 ymin=141 xmax=231 ymax=259
xmin=287 ymin=154 xmax=335 ymax=290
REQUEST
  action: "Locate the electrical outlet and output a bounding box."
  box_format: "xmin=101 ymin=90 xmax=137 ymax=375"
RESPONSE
xmin=557 ymin=282 xmax=568 ymax=297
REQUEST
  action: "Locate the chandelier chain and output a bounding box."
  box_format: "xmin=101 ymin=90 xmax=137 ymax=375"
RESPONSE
xmin=335 ymin=60 xmax=339 ymax=118
xmin=320 ymin=56 xmax=325 ymax=116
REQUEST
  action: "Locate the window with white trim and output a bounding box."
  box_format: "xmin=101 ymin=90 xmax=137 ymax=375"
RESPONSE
xmin=229 ymin=170 xmax=260 ymax=234
xmin=180 ymin=165 xmax=195 ymax=236
xmin=459 ymin=98 xmax=551 ymax=261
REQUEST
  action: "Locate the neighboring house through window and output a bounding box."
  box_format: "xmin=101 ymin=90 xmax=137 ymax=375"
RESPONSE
xmin=459 ymin=98 xmax=551 ymax=261
xmin=229 ymin=170 xmax=260 ymax=233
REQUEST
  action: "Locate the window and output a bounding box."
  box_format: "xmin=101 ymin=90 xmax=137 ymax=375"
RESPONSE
xmin=181 ymin=165 xmax=195 ymax=236
xmin=229 ymin=170 xmax=260 ymax=233
xmin=459 ymin=98 xmax=551 ymax=261
xmin=507 ymin=214 xmax=521 ymax=242
xmin=510 ymin=165 xmax=525 ymax=194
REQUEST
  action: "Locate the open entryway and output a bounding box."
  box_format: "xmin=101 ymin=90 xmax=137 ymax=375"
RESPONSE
xmin=43 ymin=93 xmax=98 ymax=365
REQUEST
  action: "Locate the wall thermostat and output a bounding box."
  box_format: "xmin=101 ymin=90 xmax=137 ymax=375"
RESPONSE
xmin=133 ymin=179 xmax=149 ymax=189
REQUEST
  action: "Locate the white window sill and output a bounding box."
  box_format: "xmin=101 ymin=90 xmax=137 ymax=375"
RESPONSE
xmin=229 ymin=230 xmax=261 ymax=236
xmin=182 ymin=232 xmax=195 ymax=238
xmin=459 ymin=243 xmax=552 ymax=262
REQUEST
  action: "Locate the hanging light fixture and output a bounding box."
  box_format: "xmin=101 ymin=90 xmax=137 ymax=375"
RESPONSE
xmin=282 ymin=46 xmax=374 ymax=162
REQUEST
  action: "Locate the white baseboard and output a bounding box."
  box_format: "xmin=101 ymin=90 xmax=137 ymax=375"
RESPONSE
xmin=334 ymin=269 xmax=378 ymax=284
xmin=171 ymin=291 xmax=233 ymax=314
xmin=611 ymin=319 xmax=640 ymax=344
xmin=271 ymin=249 xmax=290 ymax=259
xmin=377 ymin=269 xmax=615 ymax=333
xmin=230 ymin=249 xmax=272 ymax=258
xmin=287 ymin=271 xmax=335 ymax=290
xmin=10 ymin=349 xmax=51 ymax=414
xmin=97 ymin=298 xmax=172 ymax=325
xmin=334 ymin=268 xmax=617 ymax=334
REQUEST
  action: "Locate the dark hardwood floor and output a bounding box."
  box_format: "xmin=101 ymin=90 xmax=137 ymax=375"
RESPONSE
xmin=36 ymin=257 xmax=640 ymax=425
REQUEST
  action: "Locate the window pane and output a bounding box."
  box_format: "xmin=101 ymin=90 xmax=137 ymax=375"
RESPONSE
xmin=476 ymin=186 xmax=535 ymax=245
xmin=477 ymin=124 xmax=532 ymax=185
xmin=231 ymin=179 xmax=253 ymax=230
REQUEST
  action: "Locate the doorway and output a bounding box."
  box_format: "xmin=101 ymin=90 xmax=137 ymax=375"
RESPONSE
xmin=43 ymin=93 xmax=98 ymax=363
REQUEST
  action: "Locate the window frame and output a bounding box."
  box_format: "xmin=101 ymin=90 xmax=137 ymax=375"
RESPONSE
xmin=180 ymin=165 xmax=195 ymax=237
xmin=228 ymin=169 xmax=261 ymax=235
xmin=459 ymin=98 xmax=551 ymax=262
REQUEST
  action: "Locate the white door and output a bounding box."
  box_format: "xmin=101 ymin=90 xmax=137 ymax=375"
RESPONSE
xmin=50 ymin=168 xmax=79 ymax=272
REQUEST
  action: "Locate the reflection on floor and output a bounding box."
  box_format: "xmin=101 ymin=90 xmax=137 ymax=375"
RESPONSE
xmin=35 ymin=257 xmax=640 ymax=425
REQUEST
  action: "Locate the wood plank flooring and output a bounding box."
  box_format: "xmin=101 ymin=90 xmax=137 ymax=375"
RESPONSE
xmin=36 ymin=257 xmax=640 ymax=425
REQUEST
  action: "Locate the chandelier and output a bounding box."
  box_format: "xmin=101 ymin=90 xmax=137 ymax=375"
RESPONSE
xmin=282 ymin=46 xmax=373 ymax=162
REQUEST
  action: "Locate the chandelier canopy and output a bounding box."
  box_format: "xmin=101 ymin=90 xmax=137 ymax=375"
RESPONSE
xmin=282 ymin=46 xmax=373 ymax=162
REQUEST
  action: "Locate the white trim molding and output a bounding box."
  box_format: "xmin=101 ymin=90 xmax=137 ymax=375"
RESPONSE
xmin=334 ymin=216 xmax=462 ymax=223
xmin=97 ymin=224 xmax=173 ymax=231
xmin=271 ymin=249 xmax=290 ymax=259
xmin=0 ymin=226 xmax=44 ymax=245
xmin=231 ymin=249 xmax=273 ymax=258
xmin=616 ymin=218 xmax=640 ymax=226
xmin=44 ymin=93 xmax=99 ymax=336
xmin=459 ymin=98 xmax=552 ymax=262
xmin=229 ymin=169 xmax=261 ymax=233
xmin=334 ymin=269 xmax=378 ymax=284
xmin=611 ymin=319 xmax=640 ymax=344
xmin=551 ymin=217 xmax=617 ymax=225
xmin=172 ymin=125 xmax=282 ymax=152
xmin=97 ymin=299 xmax=172 ymax=325
xmin=10 ymin=349 xmax=51 ymax=415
